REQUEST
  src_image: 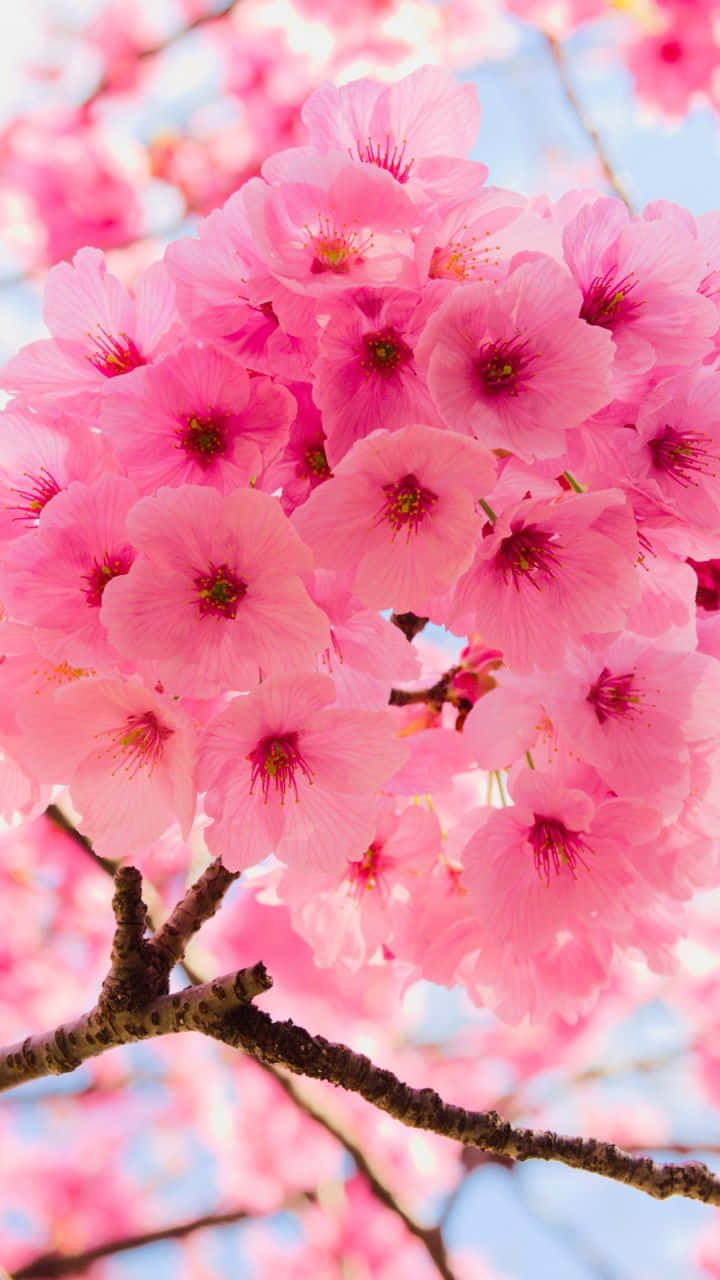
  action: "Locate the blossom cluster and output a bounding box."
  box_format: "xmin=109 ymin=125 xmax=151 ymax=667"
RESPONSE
xmin=3 ymin=64 xmax=720 ymax=1025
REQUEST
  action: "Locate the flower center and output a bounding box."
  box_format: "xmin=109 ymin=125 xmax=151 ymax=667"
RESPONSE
xmin=347 ymin=842 xmax=383 ymax=894
xmin=9 ymin=468 xmax=61 ymax=524
xmin=178 ymin=414 xmax=227 ymax=466
xmin=194 ymin=563 xmax=247 ymax=620
xmin=86 ymin=327 xmax=145 ymax=378
xmin=380 ymin=473 xmax=438 ymax=536
xmin=586 ymin=666 xmax=640 ymax=724
xmin=82 ymin=547 xmax=135 ymax=607
xmin=308 ymin=217 xmax=372 ymax=275
xmin=354 ymin=135 xmax=414 ymax=184
xmin=247 ymin=731 xmax=314 ymax=803
xmin=688 ymin=557 xmax=720 ymax=610
xmin=304 ymin=442 xmax=332 ymax=477
xmin=495 ymin=523 xmax=561 ymax=588
xmin=361 ymin=326 xmax=413 ymax=379
xmin=579 ymin=269 xmax=640 ymax=329
xmin=529 ymin=814 xmax=591 ymax=884
xmin=648 ymin=425 xmax=716 ymax=486
xmin=103 ymin=710 xmax=173 ymax=778
xmin=660 ymin=39 xmax=683 ymax=63
xmin=475 ymin=336 xmax=536 ymax=397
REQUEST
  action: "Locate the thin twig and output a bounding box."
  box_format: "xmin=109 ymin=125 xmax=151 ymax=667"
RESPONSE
xmin=545 ymin=33 xmax=634 ymax=213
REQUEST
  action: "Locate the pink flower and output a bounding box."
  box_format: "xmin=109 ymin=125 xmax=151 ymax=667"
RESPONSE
xmin=100 ymin=342 xmax=295 ymax=493
xmin=276 ymin=801 xmax=442 ymax=971
xmin=293 ymin=425 xmax=496 ymax=612
xmin=415 ymin=256 xmax=614 ymax=459
xmin=626 ymin=14 xmax=720 ymax=117
xmin=311 ymin=286 xmax=443 ymax=465
xmin=448 ymin=489 xmax=640 ymax=671
xmin=17 ymin=676 xmax=197 ymax=859
xmin=0 ymin=474 xmax=138 ymax=666
xmin=0 ymin=403 xmax=113 ymax=542
xmin=0 ymin=249 xmax=177 ymax=409
xmin=101 ymin=484 xmax=329 ymax=698
xmin=259 ymin=383 xmax=332 ymax=514
xmin=300 ymin=65 xmax=486 ymax=205
xmin=243 ymin=152 xmax=415 ymax=303
xmin=547 ymin=637 xmax=720 ymax=815
xmin=199 ymin=674 xmax=408 ymax=871
xmin=562 ymin=198 xmax=717 ymax=390
xmin=426 ymin=769 xmax=670 ymax=1022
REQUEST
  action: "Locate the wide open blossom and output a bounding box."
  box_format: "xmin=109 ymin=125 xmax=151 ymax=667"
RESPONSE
xmin=293 ymin=425 xmax=496 ymax=612
xmin=198 ymin=673 xmax=408 ymax=872
xmin=243 ymin=152 xmax=415 ymax=312
xmin=299 ymin=64 xmax=486 ymax=206
xmin=562 ymin=198 xmax=717 ymax=391
xmin=311 ymin=286 xmax=443 ymax=465
xmin=415 ymin=256 xmax=614 ymax=459
xmin=422 ymin=768 xmax=673 ymax=1023
xmin=101 ymin=485 xmax=329 ymax=699
xmin=17 ymin=676 xmax=197 ymax=859
xmin=0 ymin=473 xmax=138 ymax=667
xmin=0 ymin=249 xmax=177 ymax=410
xmin=100 ymin=342 xmax=295 ymax=494
xmin=447 ymin=488 xmax=640 ymax=671
xmin=0 ymin=403 xmax=113 ymax=542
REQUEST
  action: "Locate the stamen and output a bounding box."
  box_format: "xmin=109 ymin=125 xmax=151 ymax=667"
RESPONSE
xmin=528 ymin=814 xmax=591 ymax=884
xmin=303 ymin=442 xmax=332 ymax=477
xmin=247 ymin=732 xmax=314 ymax=803
xmin=307 ymin=216 xmax=373 ymax=275
xmin=82 ymin=547 xmax=135 ymax=607
xmin=580 ymin=269 xmax=641 ymax=329
xmin=177 ymin=414 xmax=227 ymax=465
xmin=86 ymin=328 xmax=145 ymax=378
xmin=97 ymin=710 xmax=174 ymax=779
xmin=648 ymin=425 xmax=716 ymax=486
xmin=379 ymin=473 xmax=438 ymax=537
xmin=360 ymin=327 xmax=413 ymax=379
xmin=587 ymin=666 xmax=640 ymax=724
xmin=8 ymin=468 xmax=61 ymax=524
xmin=194 ymin=563 xmax=247 ymax=620
xmin=495 ymin=523 xmax=562 ymax=589
xmin=347 ymin=842 xmax=383 ymax=894
xmin=476 ymin=335 xmax=537 ymax=397
xmin=354 ymin=135 xmax=414 ymax=184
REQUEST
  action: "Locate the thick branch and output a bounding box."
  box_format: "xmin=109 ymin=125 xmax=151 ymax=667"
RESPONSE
xmin=390 ymin=666 xmax=461 ymax=711
xmin=151 ymin=858 xmax=238 ymax=973
xmin=545 ymin=34 xmax=634 ymax=212
xmin=0 ymin=966 xmax=270 ymax=1092
xmin=223 ymin=1005 xmax=720 ymax=1208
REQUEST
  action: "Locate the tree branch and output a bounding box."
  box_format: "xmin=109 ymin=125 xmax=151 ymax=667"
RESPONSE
xmin=390 ymin=611 xmax=429 ymax=642
xmin=151 ymin=857 xmax=238 ymax=973
xmin=223 ymin=1005 xmax=720 ymax=1209
xmin=545 ymin=34 xmax=634 ymax=213
xmin=12 ymin=1194 xmax=313 ymax=1278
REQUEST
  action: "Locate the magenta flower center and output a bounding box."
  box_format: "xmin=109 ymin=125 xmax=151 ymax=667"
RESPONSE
xmin=354 ymin=135 xmax=414 ymax=184
xmin=309 ymin=217 xmax=371 ymax=275
xmin=528 ymin=814 xmax=591 ymax=884
xmin=475 ymin=336 xmax=536 ymax=397
xmin=380 ymin=473 xmax=438 ymax=536
xmin=178 ymin=414 xmax=227 ymax=465
xmin=347 ymin=842 xmax=384 ymax=895
xmin=303 ymin=442 xmax=332 ymax=477
xmin=111 ymin=711 xmax=174 ymax=777
xmin=660 ymin=39 xmax=683 ymax=64
xmin=648 ymin=425 xmax=716 ymax=485
xmin=87 ymin=327 xmax=145 ymax=378
xmin=579 ymin=269 xmax=640 ymax=329
xmin=247 ymin=731 xmax=314 ymax=803
xmin=361 ymin=326 xmax=413 ymax=379
xmin=82 ymin=547 xmax=135 ymax=607
xmin=587 ymin=666 xmax=640 ymax=723
xmin=496 ymin=523 xmax=561 ymax=588
xmin=688 ymin=557 xmax=720 ymax=610
xmin=194 ymin=563 xmax=247 ymax=620
xmin=9 ymin=467 xmax=61 ymax=524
